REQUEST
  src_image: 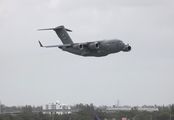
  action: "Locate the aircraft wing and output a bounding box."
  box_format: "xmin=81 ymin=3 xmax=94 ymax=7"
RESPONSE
xmin=38 ymin=41 xmax=72 ymax=48
xmin=39 ymin=41 xmax=99 ymax=50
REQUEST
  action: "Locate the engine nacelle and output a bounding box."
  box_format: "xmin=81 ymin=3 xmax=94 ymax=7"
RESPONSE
xmin=88 ymin=42 xmax=100 ymax=49
xmin=72 ymin=44 xmax=83 ymax=50
xmin=123 ymin=45 xmax=131 ymax=52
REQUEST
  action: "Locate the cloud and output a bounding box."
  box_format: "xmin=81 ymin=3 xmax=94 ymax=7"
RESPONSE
xmin=0 ymin=1 xmax=10 ymax=16
xmin=48 ymin=0 xmax=60 ymax=8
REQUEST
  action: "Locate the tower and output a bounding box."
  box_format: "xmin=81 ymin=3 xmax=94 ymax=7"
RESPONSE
xmin=117 ymin=99 xmax=119 ymax=108
xmin=0 ymin=101 xmax=1 ymax=115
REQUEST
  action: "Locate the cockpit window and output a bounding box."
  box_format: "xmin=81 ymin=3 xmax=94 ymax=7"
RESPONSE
xmin=116 ymin=40 xmax=121 ymax=45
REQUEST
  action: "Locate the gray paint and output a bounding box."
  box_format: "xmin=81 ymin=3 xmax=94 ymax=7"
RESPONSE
xmin=39 ymin=25 xmax=131 ymax=57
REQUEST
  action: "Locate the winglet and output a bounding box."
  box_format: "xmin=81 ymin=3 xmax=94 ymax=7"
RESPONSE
xmin=38 ymin=41 xmax=43 ymax=47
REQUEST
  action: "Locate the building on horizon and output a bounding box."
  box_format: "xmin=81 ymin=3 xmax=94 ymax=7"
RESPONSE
xmin=105 ymin=107 xmax=132 ymax=113
xmin=42 ymin=101 xmax=71 ymax=115
xmin=137 ymin=107 xmax=158 ymax=112
xmin=104 ymin=106 xmax=158 ymax=113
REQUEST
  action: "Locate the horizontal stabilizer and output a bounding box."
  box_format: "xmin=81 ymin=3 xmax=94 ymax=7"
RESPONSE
xmin=65 ymin=28 xmax=72 ymax=32
xmin=38 ymin=28 xmax=54 ymax=31
xmin=38 ymin=25 xmax=72 ymax=32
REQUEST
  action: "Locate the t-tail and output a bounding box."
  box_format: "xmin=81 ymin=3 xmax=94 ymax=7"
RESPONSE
xmin=38 ymin=25 xmax=73 ymax=44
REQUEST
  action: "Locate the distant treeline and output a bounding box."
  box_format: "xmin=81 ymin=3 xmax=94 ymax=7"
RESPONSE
xmin=0 ymin=103 xmax=174 ymax=120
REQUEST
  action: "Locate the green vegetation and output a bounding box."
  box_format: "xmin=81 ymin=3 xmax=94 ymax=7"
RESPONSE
xmin=0 ymin=104 xmax=174 ymax=120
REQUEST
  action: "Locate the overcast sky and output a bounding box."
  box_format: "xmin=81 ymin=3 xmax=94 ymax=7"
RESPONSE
xmin=0 ymin=0 xmax=174 ymax=107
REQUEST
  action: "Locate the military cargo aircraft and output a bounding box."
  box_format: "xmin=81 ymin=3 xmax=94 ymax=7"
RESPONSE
xmin=38 ymin=25 xmax=131 ymax=57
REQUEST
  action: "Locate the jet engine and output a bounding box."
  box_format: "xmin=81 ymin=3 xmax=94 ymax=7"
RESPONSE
xmin=72 ymin=44 xmax=83 ymax=50
xmin=88 ymin=42 xmax=100 ymax=49
xmin=122 ymin=45 xmax=131 ymax=52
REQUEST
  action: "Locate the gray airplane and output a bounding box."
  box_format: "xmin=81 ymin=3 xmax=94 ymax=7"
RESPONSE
xmin=38 ymin=25 xmax=131 ymax=57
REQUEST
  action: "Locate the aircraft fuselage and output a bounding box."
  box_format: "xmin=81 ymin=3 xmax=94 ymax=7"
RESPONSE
xmin=61 ymin=39 xmax=128 ymax=57
xmin=38 ymin=25 xmax=131 ymax=57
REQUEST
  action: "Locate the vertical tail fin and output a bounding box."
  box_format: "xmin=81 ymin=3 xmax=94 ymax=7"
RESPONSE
xmin=38 ymin=25 xmax=73 ymax=44
xmin=53 ymin=25 xmax=73 ymax=44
